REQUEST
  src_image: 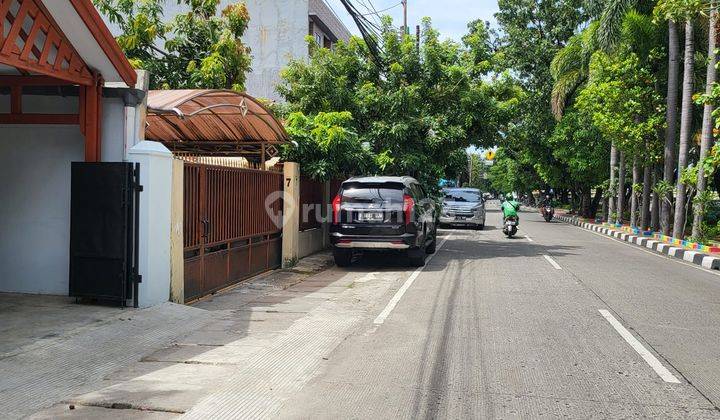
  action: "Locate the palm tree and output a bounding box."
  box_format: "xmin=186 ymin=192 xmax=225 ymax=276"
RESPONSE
xmin=593 ymin=6 xmax=660 ymax=229
xmin=550 ymin=24 xmax=598 ymax=119
xmin=631 ymin=157 xmax=640 ymax=226
xmin=672 ymin=19 xmax=695 ymax=239
xmin=692 ymin=3 xmax=717 ymax=239
xmin=662 ymin=21 xmax=680 ymax=236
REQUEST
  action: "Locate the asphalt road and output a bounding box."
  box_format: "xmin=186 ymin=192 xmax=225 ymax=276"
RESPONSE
xmin=277 ymin=204 xmax=720 ymax=419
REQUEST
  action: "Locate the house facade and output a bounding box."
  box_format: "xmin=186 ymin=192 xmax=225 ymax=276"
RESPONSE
xmin=0 ymin=0 xmax=174 ymax=307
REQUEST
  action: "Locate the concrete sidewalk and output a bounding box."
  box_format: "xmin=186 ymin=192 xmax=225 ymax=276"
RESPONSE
xmin=2 ymin=252 xmax=334 ymax=419
xmin=25 ymin=250 xmax=415 ymax=419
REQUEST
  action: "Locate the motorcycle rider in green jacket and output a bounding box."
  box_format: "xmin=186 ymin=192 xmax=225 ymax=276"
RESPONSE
xmin=501 ymin=193 xmax=520 ymax=221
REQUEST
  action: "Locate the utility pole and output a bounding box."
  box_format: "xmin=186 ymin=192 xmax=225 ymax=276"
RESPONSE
xmin=402 ymin=0 xmax=408 ymax=34
xmin=416 ymin=25 xmax=420 ymax=52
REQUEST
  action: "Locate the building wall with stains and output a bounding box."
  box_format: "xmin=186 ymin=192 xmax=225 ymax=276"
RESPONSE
xmin=242 ymin=0 xmax=311 ymax=102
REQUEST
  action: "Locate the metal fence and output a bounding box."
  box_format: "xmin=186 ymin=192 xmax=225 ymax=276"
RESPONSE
xmin=183 ymin=163 xmax=283 ymax=302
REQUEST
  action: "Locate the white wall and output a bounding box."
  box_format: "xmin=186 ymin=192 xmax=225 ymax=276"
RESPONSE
xmin=128 ymin=141 xmax=174 ymax=307
xmin=0 ymin=124 xmax=83 ymax=294
xmin=101 ymin=96 xmax=127 ymax=162
xmin=0 ymin=94 xmax=129 ymax=295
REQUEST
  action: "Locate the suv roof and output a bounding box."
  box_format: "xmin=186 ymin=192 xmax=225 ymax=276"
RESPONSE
xmin=342 ymin=176 xmax=418 ymax=186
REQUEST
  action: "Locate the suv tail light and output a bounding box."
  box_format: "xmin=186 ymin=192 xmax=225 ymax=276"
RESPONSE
xmin=403 ymin=194 xmax=414 ymax=225
xmin=332 ymin=194 xmax=341 ymax=224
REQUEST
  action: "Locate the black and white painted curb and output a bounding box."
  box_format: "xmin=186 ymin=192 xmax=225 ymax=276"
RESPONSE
xmin=556 ymin=215 xmax=720 ymax=270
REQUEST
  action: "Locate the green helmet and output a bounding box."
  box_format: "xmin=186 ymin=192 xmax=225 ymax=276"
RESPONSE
xmin=505 ymin=193 xmax=513 ymax=200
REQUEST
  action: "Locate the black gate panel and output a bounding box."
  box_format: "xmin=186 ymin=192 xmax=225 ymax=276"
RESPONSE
xmin=69 ymin=162 xmax=140 ymax=305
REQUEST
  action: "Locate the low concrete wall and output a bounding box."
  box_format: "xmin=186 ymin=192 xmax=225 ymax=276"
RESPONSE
xmin=299 ymin=228 xmax=326 ymax=259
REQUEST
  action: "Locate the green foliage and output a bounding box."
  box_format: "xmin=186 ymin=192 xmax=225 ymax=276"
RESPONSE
xmin=654 ymin=0 xmax=704 ymax=23
xmin=680 ymin=164 xmax=699 ymax=188
xmin=548 ymin=106 xmax=609 ymax=187
xmin=93 ymin=0 xmax=251 ymax=90
xmin=278 ymin=18 xmax=520 ymax=189
xmin=492 ymin=0 xmax=589 ymax=193
xmin=576 ymin=49 xmax=664 ymax=159
xmin=489 ymin=149 xmax=543 ymax=193
xmin=468 ymin=154 xmax=492 ymax=191
xmin=281 ymin=112 xmax=374 ymax=181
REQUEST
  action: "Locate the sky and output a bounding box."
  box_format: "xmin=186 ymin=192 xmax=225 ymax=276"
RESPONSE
xmin=325 ymin=0 xmax=499 ymax=42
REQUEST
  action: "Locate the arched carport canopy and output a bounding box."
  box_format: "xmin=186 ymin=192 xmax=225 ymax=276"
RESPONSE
xmin=145 ymin=89 xmax=288 ymax=161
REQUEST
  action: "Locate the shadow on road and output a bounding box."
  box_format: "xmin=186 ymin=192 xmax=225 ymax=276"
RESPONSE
xmin=439 ymin=236 xmax=578 ymax=260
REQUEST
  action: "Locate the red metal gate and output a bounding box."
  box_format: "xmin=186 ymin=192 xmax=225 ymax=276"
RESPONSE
xmin=183 ymin=163 xmax=283 ymax=302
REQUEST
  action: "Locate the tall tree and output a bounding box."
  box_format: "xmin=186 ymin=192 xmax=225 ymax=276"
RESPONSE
xmin=278 ymin=18 xmax=520 ymax=185
xmin=692 ymin=3 xmax=718 ymax=238
xmin=673 ymin=19 xmax=695 ymax=237
xmin=663 ymin=21 xmax=681 ymax=235
xmin=494 ymin=0 xmax=587 ymax=194
xmin=576 ymin=49 xmax=664 ymax=226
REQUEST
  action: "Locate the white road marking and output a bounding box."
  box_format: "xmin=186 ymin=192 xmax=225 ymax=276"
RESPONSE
xmin=373 ymin=234 xmax=452 ymax=325
xmin=526 ymin=236 xmax=534 ymax=242
xmin=599 ymin=309 xmax=681 ymax=383
xmin=543 ymin=254 xmax=562 ymax=270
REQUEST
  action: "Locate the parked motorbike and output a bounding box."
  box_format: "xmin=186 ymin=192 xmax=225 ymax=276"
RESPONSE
xmin=503 ymin=216 xmax=518 ymax=238
xmin=541 ymin=205 xmax=554 ymax=222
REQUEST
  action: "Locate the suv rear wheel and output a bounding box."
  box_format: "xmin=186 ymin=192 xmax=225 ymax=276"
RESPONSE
xmin=425 ymin=236 xmax=437 ymax=254
xmin=408 ymin=247 xmax=426 ymax=267
xmin=333 ymin=249 xmax=353 ymax=267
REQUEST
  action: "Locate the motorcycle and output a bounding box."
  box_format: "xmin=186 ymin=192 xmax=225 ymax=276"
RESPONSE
xmin=541 ymin=205 xmax=554 ymax=222
xmin=503 ymin=215 xmax=518 ymax=238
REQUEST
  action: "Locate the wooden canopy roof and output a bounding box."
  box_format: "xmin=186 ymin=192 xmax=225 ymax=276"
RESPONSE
xmin=0 ymin=0 xmax=137 ymax=86
xmin=0 ymin=0 xmax=138 ymax=162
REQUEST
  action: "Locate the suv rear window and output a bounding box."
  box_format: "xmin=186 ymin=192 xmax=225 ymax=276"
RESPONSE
xmin=341 ymin=183 xmax=404 ymax=205
xmin=444 ymin=190 xmax=481 ymax=202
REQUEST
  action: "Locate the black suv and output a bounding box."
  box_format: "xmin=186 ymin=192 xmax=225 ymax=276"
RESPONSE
xmin=329 ymin=176 xmax=438 ymax=267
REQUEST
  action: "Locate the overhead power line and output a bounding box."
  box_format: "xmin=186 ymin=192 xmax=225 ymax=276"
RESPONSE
xmin=360 ymin=1 xmax=402 ymax=16
xmin=338 ymin=0 xmax=385 ymax=65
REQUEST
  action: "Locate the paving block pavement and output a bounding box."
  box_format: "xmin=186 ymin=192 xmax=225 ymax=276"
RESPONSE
xmin=556 ymin=215 xmax=720 ymax=270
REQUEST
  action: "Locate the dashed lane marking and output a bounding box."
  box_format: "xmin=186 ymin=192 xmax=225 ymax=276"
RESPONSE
xmin=599 ymin=309 xmax=681 ymax=383
xmin=543 ymin=254 xmax=562 ymax=270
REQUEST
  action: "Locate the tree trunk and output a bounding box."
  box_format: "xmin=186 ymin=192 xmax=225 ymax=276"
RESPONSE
xmin=630 ymin=157 xmax=640 ymax=227
xmin=602 ymin=196 xmax=609 ymax=221
xmin=609 ymin=142 xmax=618 ymax=220
xmin=673 ymin=20 xmax=695 ymax=239
xmin=582 ymin=188 xmax=592 ymax=218
xmin=692 ymin=6 xmax=717 ymax=239
xmin=641 ymin=163 xmax=652 ymax=230
xmin=617 ymin=151 xmax=626 ymax=224
xmin=591 ymin=187 xmax=603 ymax=219
xmin=662 ymin=20 xmax=680 ymax=235
xmin=652 ymin=165 xmax=661 ymax=231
